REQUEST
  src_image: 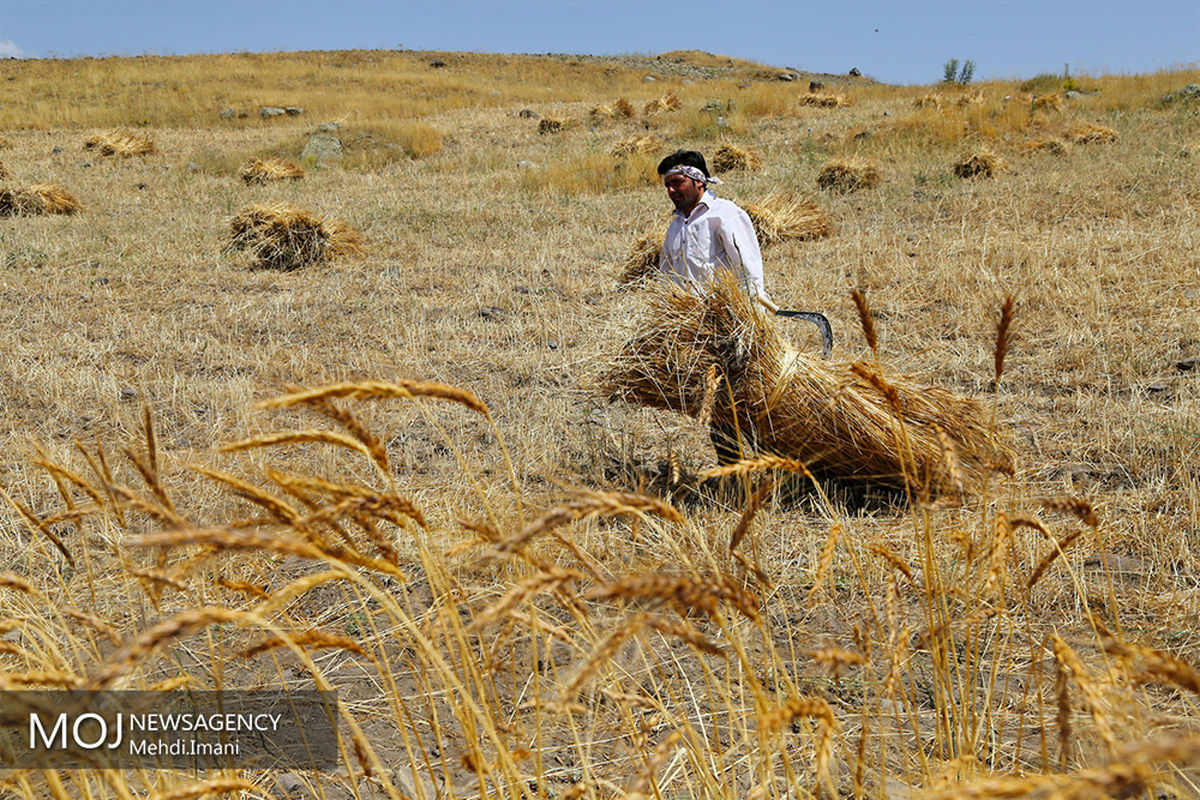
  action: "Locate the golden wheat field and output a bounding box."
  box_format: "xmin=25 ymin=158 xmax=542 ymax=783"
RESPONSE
xmin=0 ymin=48 xmax=1198 ymax=799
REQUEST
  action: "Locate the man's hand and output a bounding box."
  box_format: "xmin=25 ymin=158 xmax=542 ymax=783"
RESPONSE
xmin=756 ymin=295 xmax=780 ymax=314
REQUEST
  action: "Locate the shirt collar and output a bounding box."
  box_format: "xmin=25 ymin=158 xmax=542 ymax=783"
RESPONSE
xmin=675 ymin=190 xmax=715 ymax=219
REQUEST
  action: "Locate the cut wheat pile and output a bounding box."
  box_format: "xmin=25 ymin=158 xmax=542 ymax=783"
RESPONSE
xmin=538 ymin=117 xmax=572 ymax=135
xmin=643 ymin=93 xmax=682 ymax=115
xmin=1033 ymin=93 xmax=1064 ymax=112
xmin=816 ymin=158 xmax=881 ymax=192
xmin=953 ymin=149 xmax=1008 ymax=179
xmin=711 ymin=143 xmax=762 ymax=173
xmin=238 ymin=157 xmax=305 ymax=184
xmin=1065 ymin=123 xmax=1119 ymax=144
xmin=227 ymin=201 xmax=364 ymax=271
xmin=0 ymin=184 xmax=81 ymax=216
xmin=590 ymin=98 xmax=636 ymax=121
xmin=83 ymin=130 xmax=156 ymax=157
xmin=604 ymin=278 xmax=1011 ymax=494
xmin=1021 ymin=137 xmax=1071 ymax=156
xmin=743 ymin=193 xmax=836 ymax=245
xmin=610 ymin=135 xmax=663 ymax=159
xmin=800 ymin=93 xmax=850 ymax=108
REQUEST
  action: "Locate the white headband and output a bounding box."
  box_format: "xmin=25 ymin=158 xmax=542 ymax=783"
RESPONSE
xmin=663 ymin=164 xmax=723 ymax=185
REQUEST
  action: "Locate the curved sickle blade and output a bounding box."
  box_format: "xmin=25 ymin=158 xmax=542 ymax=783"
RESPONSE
xmin=775 ymin=310 xmax=834 ymax=359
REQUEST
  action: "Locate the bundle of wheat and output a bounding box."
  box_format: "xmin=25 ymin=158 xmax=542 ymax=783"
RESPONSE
xmin=603 ymin=278 xmax=1011 ymax=494
xmin=711 ymin=144 xmax=763 ymax=173
xmin=83 ymin=130 xmax=156 ymax=157
xmin=913 ymin=94 xmax=941 ymax=109
xmin=613 ymin=98 xmax=636 ymax=118
xmin=538 ymin=117 xmax=572 ymax=135
xmin=953 ymin=150 xmax=1007 ymax=179
xmin=619 ymin=215 xmax=673 ymax=284
xmin=589 ymin=104 xmax=617 ymax=121
xmin=816 ymin=158 xmax=881 ymax=192
xmin=955 ymin=91 xmax=985 ymax=107
xmin=0 ymin=184 xmax=82 ymax=216
xmin=743 ymin=193 xmax=836 ymax=247
xmin=643 ymin=93 xmax=682 ymax=115
xmin=227 ymin=201 xmax=364 ymax=271
xmin=800 ymin=93 xmax=849 ymax=109
xmin=239 ymin=158 xmax=305 ymax=184
xmin=610 ymin=135 xmax=663 ymax=159
xmin=1033 ymin=94 xmax=1064 ymax=112
xmin=1021 ymin=138 xmax=1071 ymax=156
xmin=1065 ymin=123 xmax=1118 ymax=144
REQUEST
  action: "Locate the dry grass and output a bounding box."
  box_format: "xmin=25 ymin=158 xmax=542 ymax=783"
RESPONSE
xmin=1 ymin=52 xmax=1200 ymax=800
xmin=0 ymin=183 xmax=81 ymax=216
xmin=710 ymin=143 xmax=762 ymax=173
xmin=953 ymin=149 xmax=1008 ymax=179
xmin=913 ymin=93 xmax=942 ymax=109
xmin=83 ymin=129 xmax=156 ymax=157
xmin=743 ymin=192 xmax=836 ymax=246
xmin=1065 ymin=122 xmax=1119 ymax=144
xmin=0 ymin=161 xmax=8 ymax=181
xmin=226 ymin=201 xmax=364 ymax=270
xmin=1034 ymin=93 xmax=1065 ymax=112
xmin=237 ymin=157 xmax=304 ymax=184
xmin=816 ymin=157 xmax=881 ymax=192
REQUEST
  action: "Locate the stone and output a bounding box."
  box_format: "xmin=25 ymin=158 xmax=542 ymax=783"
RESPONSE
xmin=186 ymin=161 xmax=201 ymax=172
xmin=284 ymin=106 xmax=304 ymax=116
xmin=300 ymin=134 xmax=343 ymax=164
xmin=476 ymin=305 xmax=505 ymax=320
xmin=77 ymin=161 xmax=91 ymax=168
xmin=219 ymin=107 xmax=236 ymax=119
xmin=259 ymin=106 xmax=286 ymax=118
xmin=429 ymin=59 xmax=446 ymax=68
xmin=51 ymin=145 xmax=63 ymax=153
xmin=716 ymin=116 xmax=729 ymax=128
xmin=848 ymin=67 xmax=862 ymax=77
xmin=517 ymin=160 xmax=537 ymax=169
xmin=883 ymin=109 xmax=892 ymax=116
xmin=1065 ymin=90 xmax=1082 ymax=99
xmin=518 ymin=109 xmax=539 ymax=119
xmin=315 ymin=121 xmax=342 ymax=133
xmin=642 ymin=75 xmax=656 ymax=82
xmin=853 ymin=129 xmax=872 ymax=141
xmin=119 ymin=388 xmax=140 ymax=401
xmin=776 ymin=72 xmax=796 ymax=82
xmin=1177 ymin=357 xmax=1200 ymax=371
xmin=809 ymin=80 xmax=824 ymax=91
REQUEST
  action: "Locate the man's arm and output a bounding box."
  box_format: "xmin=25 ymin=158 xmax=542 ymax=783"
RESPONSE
xmin=717 ymin=206 xmax=769 ymax=300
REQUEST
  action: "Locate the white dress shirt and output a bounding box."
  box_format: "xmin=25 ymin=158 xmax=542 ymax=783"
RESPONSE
xmin=658 ymin=190 xmax=768 ymax=300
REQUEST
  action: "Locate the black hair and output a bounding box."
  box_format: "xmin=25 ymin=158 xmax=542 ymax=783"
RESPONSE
xmin=657 ymin=149 xmax=709 ymax=177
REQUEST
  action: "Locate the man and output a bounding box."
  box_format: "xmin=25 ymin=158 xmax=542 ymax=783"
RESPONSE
xmin=656 ymin=150 xmax=776 ymax=466
xmin=656 ymin=150 xmax=773 ymax=308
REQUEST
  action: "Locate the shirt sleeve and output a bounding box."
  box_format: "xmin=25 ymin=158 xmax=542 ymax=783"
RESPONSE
xmin=718 ymin=206 xmax=769 ymax=301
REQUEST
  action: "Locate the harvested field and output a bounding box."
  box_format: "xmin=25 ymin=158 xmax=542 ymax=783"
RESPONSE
xmin=1 ymin=49 xmax=1199 ymax=800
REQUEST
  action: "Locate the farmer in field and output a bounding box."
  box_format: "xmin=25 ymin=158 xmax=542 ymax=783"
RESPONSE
xmin=657 ymin=150 xmax=773 ymax=465
xmin=657 ymin=150 xmax=772 ymax=307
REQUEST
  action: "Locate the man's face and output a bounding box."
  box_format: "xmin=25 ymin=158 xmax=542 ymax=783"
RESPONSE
xmin=664 ymin=173 xmax=703 ymax=213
